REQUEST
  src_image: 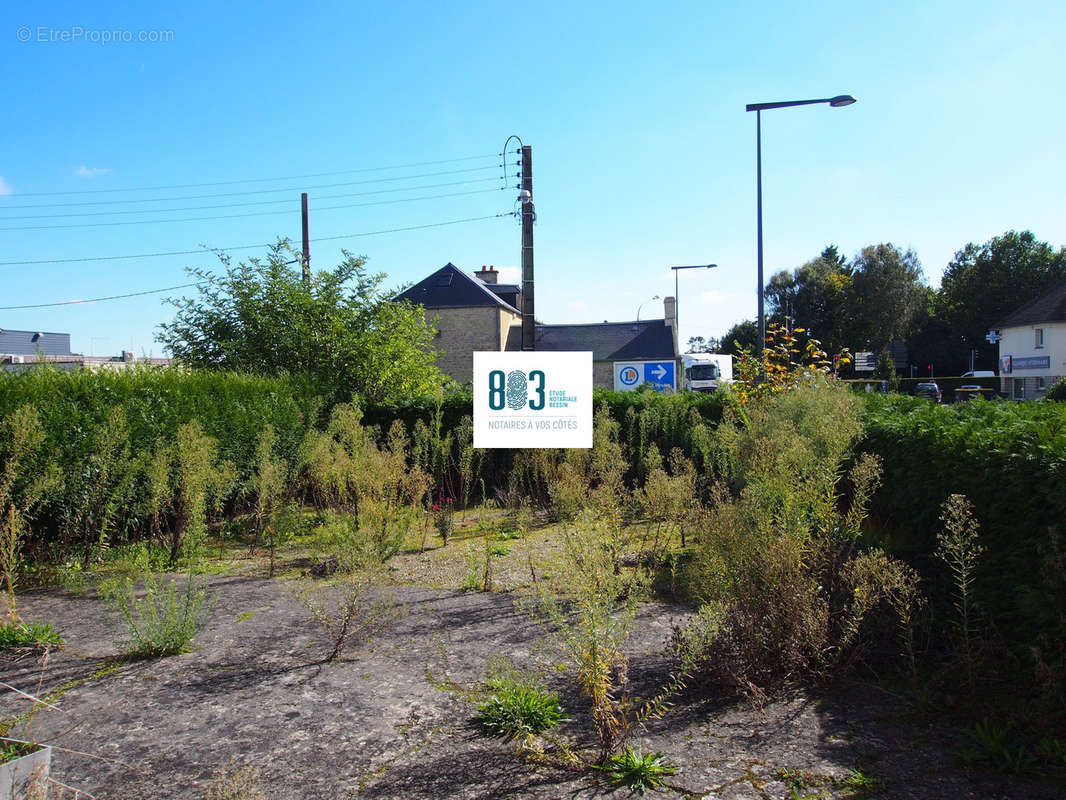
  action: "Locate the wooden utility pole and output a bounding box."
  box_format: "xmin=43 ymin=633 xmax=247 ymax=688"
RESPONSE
xmin=520 ymin=145 xmax=535 ymax=351
xmin=301 ymin=192 xmax=311 ymax=284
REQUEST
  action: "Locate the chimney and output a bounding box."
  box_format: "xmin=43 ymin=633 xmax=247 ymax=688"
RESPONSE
xmin=664 ymin=296 xmax=678 ymax=356
xmin=476 ymin=265 xmax=498 ymax=284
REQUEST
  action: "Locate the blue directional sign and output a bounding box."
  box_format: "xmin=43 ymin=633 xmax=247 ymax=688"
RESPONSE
xmin=613 ymin=361 xmax=676 ymax=392
xmin=642 ymin=361 xmax=675 ymax=391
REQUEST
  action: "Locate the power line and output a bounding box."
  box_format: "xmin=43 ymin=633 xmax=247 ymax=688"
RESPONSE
xmin=5 ymin=153 xmax=502 ymax=197
xmin=0 ymin=212 xmax=516 ymax=266
xmin=0 ymin=178 xmax=509 ymax=220
xmin=0 ymin=187 xmax=507 ymax=231
xmin=0 ymin=165 xmax=502 ymax=210
xmin=0 ymin=283 xmax=199 ymax=310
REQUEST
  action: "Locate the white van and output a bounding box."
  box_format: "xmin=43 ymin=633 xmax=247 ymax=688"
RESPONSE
xmin=962 ymin=370 xmax=996 ymax=378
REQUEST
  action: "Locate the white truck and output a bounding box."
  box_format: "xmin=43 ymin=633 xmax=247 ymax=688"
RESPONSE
xmin=681 ymin=353 xmax=733 ymax=393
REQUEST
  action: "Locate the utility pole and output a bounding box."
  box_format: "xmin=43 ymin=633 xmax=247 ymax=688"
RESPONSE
xmin=301 ymin=192 xmax=311 ymax=284
xmin=520 ymin=145 xmax=535 ymax=351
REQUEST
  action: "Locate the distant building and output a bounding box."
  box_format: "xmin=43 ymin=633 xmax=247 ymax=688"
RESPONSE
xmin=395 ymin=263 xmax=679 ymax=388
xmin=993 ymin=279 xmax=1066 ymax=400
xmin=1 ymin=327 xmax=170 ymax=372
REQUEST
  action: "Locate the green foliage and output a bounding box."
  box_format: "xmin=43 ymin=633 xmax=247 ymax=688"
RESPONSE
xmin=0 ymin=619 xmax=63 ymax=652
xmin=1046 ymin=377 xmax=1066 ymax=402
xmin=939 ymin=230 xmax=1066 ymax=374
xmin=475 ymin=676 xmax=566 ymax=740
xmin=936 ymin=494 xmax=984 ymax=699
xmin=684 ymin=384 xmax=922 ymax=688
xmin=958 ymin=720 xmax=1037 ymax=774
xmin=596 ymin=746 xmax=677 ymax=795
xmin=156 ymin=241 xmax=443 ymax=405
xmin=102 ymin=563 xmax=213 ymax=657
xmin=251 ymin=425 xmax=292 ymax=576
xmin=859 ymin=393 xmax=1066 ymax=654
xmin=0 ymin=405 xmax=58 ymax=618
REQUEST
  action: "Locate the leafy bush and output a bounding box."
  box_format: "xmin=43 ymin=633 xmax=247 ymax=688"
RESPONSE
xmin=1046 ymin=377 xmax=1066 ymax=401
xmin=475 ymin=677 xmax=566 ymax=739
xmin=596 ymin=746 xmax=677 ymax=795
xmin=683 ymin=384 xmax=922 ymax=689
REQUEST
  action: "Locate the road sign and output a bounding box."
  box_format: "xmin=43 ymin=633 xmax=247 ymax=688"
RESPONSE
xmin=613 ymin=361 xmax=676 ymax=392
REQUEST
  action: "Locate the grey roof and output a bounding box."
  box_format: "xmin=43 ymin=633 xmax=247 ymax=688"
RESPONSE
xmin=995 ymin=279 xmax=1066 ymax=328
xmin=394 ymin=263 xmax=520 ymax=313
xmin=0 ymin=328 xmax=72 ymax=356
xmin=526 ymin=320 xmax=676 ymax=361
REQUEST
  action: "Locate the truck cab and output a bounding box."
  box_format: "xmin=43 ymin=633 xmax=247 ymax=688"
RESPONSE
xmin=682 ymin=353 xmax=733 ymax=393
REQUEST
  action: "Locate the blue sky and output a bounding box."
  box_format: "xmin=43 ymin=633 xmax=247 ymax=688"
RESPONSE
xmin=2 ymin=0 xmax=1064 ymax=357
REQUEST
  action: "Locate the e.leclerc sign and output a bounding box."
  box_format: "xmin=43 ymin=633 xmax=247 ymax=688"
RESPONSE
xmin=473 ymin=352 xmax=593 ymax=448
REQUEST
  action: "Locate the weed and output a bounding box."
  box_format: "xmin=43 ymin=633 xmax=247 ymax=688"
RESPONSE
xmin=958 ymin=719 xmax=1036 ymax=774
xmin=0 ymin=620 xmax=63 ymax=653
xmin=101 ymin=554 xmax=214 ymax=657
xmin=205 ymin=758 xmax=267 ymax=800
xmin=596 ymin=746 xmax=677 ymax=795
xmin=475 ymin=676 xmax=566 ymax=741
xmin=937 ymin=494 xmax=984 ymax=702
xmin=300 ymin=572 xmax=403 ymax=663
xmin=840 ymin=768 xmax=883 ymax=798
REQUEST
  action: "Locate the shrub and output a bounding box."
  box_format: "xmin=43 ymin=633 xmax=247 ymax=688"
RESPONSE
xmin=102 ymin=566 xmax=213 ymax=657
xmin=684 ymin=384 xmax=922 ymax=689
xmin=1046 ymin=376 xmax=1066 ymax=401
xmin=475 ymin=677 xmax=566 ymax=740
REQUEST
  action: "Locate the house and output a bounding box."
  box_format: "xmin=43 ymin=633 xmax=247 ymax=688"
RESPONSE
xmin=993 ymin=279 xmax=1066 ymax=399
xmin=395 ymin=263 xmax=679 ymax=388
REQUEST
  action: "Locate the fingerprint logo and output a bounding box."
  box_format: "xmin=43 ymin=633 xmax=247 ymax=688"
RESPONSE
xmin=506 ymin=370 xmax=527 ymax=409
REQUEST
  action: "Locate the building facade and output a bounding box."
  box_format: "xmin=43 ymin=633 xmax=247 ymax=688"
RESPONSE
xmin=395 ymin=263 xmax=679 ymax=388
xmin=994 ymin=279 xmax=1066 ymax=400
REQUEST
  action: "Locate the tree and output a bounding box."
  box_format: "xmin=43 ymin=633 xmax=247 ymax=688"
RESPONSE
xmin=718 ymin=320 xmax=759 ymax=357
xmin=848 ymin=244 xmax=926 ymax=351
xmin=938 ymin=230 xmax=1066 ymax=372
xmin=766 ymin=244 xmax=853 ymax=355
xmin=685 ymin=336 xmax=720 ymax=353
xmin=157 ymin=241 xmax=442 ymax=404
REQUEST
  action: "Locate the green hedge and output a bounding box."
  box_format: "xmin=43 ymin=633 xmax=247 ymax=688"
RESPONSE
xmin=858 ymin=393 xmax=1066 ymax=643
xmin=0 ymin=367 xmax=316 ymax=477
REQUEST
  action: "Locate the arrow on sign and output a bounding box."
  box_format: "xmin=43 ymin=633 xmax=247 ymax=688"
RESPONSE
xmin=650 ymin=365 xmax=667 ymax=380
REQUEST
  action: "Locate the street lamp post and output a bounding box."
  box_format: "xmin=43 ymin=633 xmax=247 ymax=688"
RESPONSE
xmin=746 ymin=95 xmax=856 ymax=355
xmin=670 ymin=264 xmax=717 ymax=339
xmin=637 ymin=295 xmax=660 ymax=322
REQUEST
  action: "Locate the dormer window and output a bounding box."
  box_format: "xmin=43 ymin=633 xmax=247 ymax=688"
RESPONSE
xmin=437 ymin=273 xmax=453 ymax=287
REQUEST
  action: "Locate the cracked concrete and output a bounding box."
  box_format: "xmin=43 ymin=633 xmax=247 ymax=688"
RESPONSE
xmin=2 ymin=576 xmax=1058 ymax=799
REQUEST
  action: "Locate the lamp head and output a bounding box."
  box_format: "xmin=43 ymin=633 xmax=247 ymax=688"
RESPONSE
xmin=829 ymin=95 xmax=857 ymax=107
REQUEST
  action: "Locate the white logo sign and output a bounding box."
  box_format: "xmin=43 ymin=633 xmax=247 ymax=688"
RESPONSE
xmin=473 ymin=352 xmax=593 ymax=448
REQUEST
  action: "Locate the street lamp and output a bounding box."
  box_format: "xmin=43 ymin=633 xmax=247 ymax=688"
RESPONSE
xmin=746 ymin=94 xmax=856 ymax=355
xmin=637 ymin=295 xmax=660 ymax=322
xmin=670 ymin=264 xmax=717 ymax=338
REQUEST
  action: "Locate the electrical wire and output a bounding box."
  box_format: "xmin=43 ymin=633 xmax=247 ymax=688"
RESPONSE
xmin=0 ymin=283 xmax=200 ymax=310
xmin=0 ymin=178 xmax=508 ymax=220
xmin=6 ymin=153 xmax=502 ymax=197
xmin=0 ymin=211 xmax=516 ymax=266
xmin=0 ymin=188 xmax=507 ymax=231
xmin=0 ymin=165 xmax=502 ymax=210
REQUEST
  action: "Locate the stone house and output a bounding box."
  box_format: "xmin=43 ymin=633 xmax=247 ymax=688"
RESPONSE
xmin=395 ymin=263 xmax=678 ymax=388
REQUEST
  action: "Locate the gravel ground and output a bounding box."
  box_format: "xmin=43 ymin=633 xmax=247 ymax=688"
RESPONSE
xmin=2 ymin=573 xmax=1060 ymax=800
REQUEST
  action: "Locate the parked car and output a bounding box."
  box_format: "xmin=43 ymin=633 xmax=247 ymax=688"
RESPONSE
xmin=915 ymin=381 xmax=942 ymax=403
xmin=955 ymin=384 xmax=993 ymax=402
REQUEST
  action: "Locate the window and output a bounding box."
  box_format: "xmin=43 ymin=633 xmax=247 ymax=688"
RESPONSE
xmin=1035 ymin=328 xmax=1044 ymax=348
xmin=1013 ymin=378 xmax=1026 ymax=400
xmin=1038 ymin=377 xmax=1047 ymax=393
